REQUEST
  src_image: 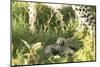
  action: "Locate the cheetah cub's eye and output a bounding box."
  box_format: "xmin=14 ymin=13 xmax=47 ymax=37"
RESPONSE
xmin=60 ymin=41 xmax=64 ymax=46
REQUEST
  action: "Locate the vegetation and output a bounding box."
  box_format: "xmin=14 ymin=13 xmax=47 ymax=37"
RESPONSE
xmin=12 ymin=1 xmax=96 ymax=66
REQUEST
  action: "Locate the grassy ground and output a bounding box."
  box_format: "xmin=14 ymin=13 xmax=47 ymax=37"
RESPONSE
xmin=12 ymin=1 xmax=96 ymax=66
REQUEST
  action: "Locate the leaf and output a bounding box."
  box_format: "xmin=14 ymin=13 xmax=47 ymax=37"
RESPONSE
xmin=31 ymin=42 xmax=42 ymax=51
xmin=21 ymin=39 xmax=30 ymax=51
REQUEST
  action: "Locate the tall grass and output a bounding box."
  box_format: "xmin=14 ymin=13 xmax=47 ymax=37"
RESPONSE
xmin=12 ymin=1 xmax=96 ymax=66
